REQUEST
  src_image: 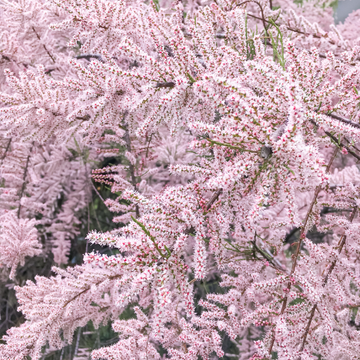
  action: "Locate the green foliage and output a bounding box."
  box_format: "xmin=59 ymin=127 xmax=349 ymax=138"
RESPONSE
xmin=268 ymin=19 xmax=285 ymax=70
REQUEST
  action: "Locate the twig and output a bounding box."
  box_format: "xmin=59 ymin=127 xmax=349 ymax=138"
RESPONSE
xmin=89 ymin=177 xmax=105 ymax=203
xmin=299 ymin=305 xmax=317 ymax=348
xmin=132 ymin=216 xmax=168 ymax=259
xmin=235 ymin=2 xmax=268 ymax=34
xmin=184 ymin=189 xmax=223 ymax=235
xmin=328 ymin=113 xmax=360 ymax=130
xmin=343 ymin=137 xmax=360 ymax=154
xmin=156 ymin=82 xmax=175 ymax=88
xmin=74 ymin=54 xmax=104 ymax=63
xmin=299 ymin=207 xmax=357 ymax=354
xmin=32 ymin=27 xmax=56 ymax=64
xmin=17 ymin=144 xmax=34 ymax=219
xmin=310 ymin=119 xmax=360 ymax=162
xmin=63 ymin=273 xmax=121 ymax=308
xmin=268 ymin=146 xmax=338 ymax=355
xmin=0 ymin=138 xmax=11 ymax=167
xmin=124 ymin=126 xmax=140 ymax=218
xmin=325 ymin=132 xmax=360 ymax=162
xmin=245 ymin=13 xmax=336 ymax=46
xmin=206 ymin=189 xmax=223 ymax=211
xmin=252 ymin=237 xmax=288 ymax=274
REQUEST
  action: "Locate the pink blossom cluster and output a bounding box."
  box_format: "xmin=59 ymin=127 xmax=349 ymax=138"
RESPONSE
xmin=0 ymin=0 xmax=360 ymax=359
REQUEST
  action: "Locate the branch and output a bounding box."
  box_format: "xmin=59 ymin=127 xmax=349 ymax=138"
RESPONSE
xmin=268 ymin=145 xmax=339 ymax=355
xmin=0 ymin=138 xmax=11 ymax=167
xmin=62 ymin=274 xmax=121 ymax=308
xmin=74 ymin=54 xmax=104 ymax=63
xmin=206 ymin=188 xmax=223 ymax=211
xmin=17 ymin=144 xmax=34 ymax=219
xmin=325 ymin=132 xmax=360 ymax=162
xmin=184 ymin=189 xmax=223 ymax=235
xmin=124 ymin=126 xmax=140 ymax=218
xmin=32 ymin=27 xmax=56 ymax=64
xmin=327 ymin=113 xmax=360 ymax=130
xmin=156 ymin=82 xmax=175 ymax=88
xmin=324 ymin=208 xmax=358 ymax=284
xmin=310 ymin=119 xmax=360 ymax=162
xmin=299 ymin=206 xmax=357 ymax=355
xmin=245 ymin=13 xmax=336 ymax=46
xmin=89 ymin=178 xmax=105 ymax=203
xmin=252 ymin=238 xmax=287 ymax=274
xmin=206 ymin=138 xmax=258 ymax=153
xmin=235 ymin=1 xmax=268 ymax=34
xmin=299 ymin=305 xmax=317 ymax=350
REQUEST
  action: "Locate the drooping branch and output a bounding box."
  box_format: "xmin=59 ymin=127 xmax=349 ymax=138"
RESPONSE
xmin=235 ymin=1 xmax=268 ymax=34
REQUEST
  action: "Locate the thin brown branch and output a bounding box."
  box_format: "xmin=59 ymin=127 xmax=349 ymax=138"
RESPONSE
xmin=32 ymin=26 xmax=56 ymax=64
xmin=0 ymin=138 xmax=11 ymax=167
xmin=326 ymin=132 xmax=360 ymax=162
xmin=156 ymin=82 xmax=175 ymax=88
xmin=323 ymin=206 xmax=357 ymax=284
xmin=246 ymin=13 xmax=336 ymax=46
xmin=328 ymin=113 xmax=360 ymax=130
xmin=268 ymin=146 xmax=338 ymax=355
xmin=206 ymin=189 xmax=223 ymax=211
xmin=124 ymin=127 xmax=140 ymax=218
xmin=17 ymin=144 xmax=34 ymax=219
xmin=184 ymin=189 xmax=223 ymax=235
xmin=235 ymin=2 xmax=268 ymax=34
xmin=310 ymin=119 xmax=360 ymax=162
xmin=89 ymin=178 xmax=105 ymax=203
xmin=299 ymin=207 xmax=357 ymax=354
xmin=63 ymin=274 xmax=121 ymax=308
xmin=343 ymin=137 xmax=360 ymax=154
xmin=299 ymin=305 xmax=317 ymax=348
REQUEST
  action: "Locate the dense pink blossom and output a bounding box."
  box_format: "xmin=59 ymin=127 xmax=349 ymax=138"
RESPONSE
xmin=0 ymin=0 xmax=360 ymax=359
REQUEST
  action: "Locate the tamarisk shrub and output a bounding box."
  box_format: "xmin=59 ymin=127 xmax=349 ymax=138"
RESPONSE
xmin=1 ymin=0 xmax=360 ymax=359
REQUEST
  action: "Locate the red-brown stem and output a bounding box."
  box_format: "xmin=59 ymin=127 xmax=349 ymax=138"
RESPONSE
xmin=0 ymin=138 xmax=11 ymax=166
xmin=17 ymin=144 xmax=34 ymax=219
xmin=310 ymin=119 xmax=360 ymax=163
xmin=32 ymin=26 xmax=56 ymax=64
xmin=268 ymin=146 xmax=339 ymax=356
xmin=206 ymin=189 xmax=223 ymax=211
xmin=299 ymin=206 xmax=357 ymax=354
xmin=124 ymin=128 xmax=140 ymax=218
xmin=245 ymin=13 xmax=336 ymax=46
xmin=235 ymin=1 xmax=268 ymax=32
